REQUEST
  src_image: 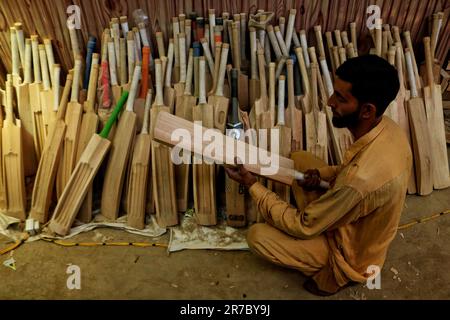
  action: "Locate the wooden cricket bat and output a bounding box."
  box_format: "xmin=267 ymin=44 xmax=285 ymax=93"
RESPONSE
xmin=208 ymin=43 xmax=230 ymax=133
xmin=38 ymin=44 xmax=54 ymax=139
xmin=375 ymin=19 xmax=382 ymax=57
xmin=126 ymin=90 xmax=152 ymax=229
xmin=163 ymin=39 xmax=175 ymax=113
xmin=156 ymin=32 xmax=165 ymax=58
xmin=286 ymin=58 xmax=303 ymax=152
xmin=251 ymin=44 xmax=268 ymax=130
xmin=395 ymin=43 xmax=417 ymax=194
xmin=405 ymin=49 xmax=433 ymax=196
xmin=172 ymin=18 xmax=181 ymax=84
xmin=193 ymin=57 xmax=217 ymax=226
xmin=225 ymin=68 xmax=246 ymax=227
xmin=30 ymin=71 xmax=73 ymax=224
xmin=267 ymin=25 xmax=282 ymax=61
xmin=29 ymin=35 xmax=45 ymax=160
xmin=3 ymin=76 xmax=26 ymax=220
xmin=350 ymin=22 xmax=358 ymax=57
xmin=154 ymin=112 xmax=330 ymax=189
xmin=49 ymin=91 xmax=129 ymax=236
xmin=14 ymin=22 xmax=25 ymax=68
xmin=423 ymin=37 xmax=450 ymax=189
xmin=101 ymin=63 xmax=141 ymax=220
xmin=310 ymin=62 xmax=328 ymax=163
xmin=248 ymin=28 xmax=260 ymax=110
xmin=285 ymin=9 xmax=297 ymax=52
xmin=57 ymin=56 xmax=83 ymax=199
xmin=207 ymin=42 xmax=222 ymax=97
xmin=15 ymin=38 xmax=38 ymax=176
xmin=174 ymin=48 xmax=195 ymax=213
xmin=75 ymin=54 xmax=100 ymax=223
xmin=151 ymin=59 xmax=178 ymax=227
xmin=232 ymin=22 xmax=249 ymax=110
xmin=271 ymin=75 xmax=291 ymax=202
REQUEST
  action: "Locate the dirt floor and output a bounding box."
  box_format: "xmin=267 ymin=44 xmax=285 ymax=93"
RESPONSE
xmin=1 ymin=163 xmax=450 ymax=300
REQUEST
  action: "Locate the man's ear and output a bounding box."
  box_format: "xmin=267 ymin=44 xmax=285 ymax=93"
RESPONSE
xmin=360 ymin=103 xmax=377 ymax=119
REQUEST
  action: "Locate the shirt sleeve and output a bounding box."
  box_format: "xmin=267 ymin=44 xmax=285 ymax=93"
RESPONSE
xmin=248 ymin=182 xmax=362 ymax=240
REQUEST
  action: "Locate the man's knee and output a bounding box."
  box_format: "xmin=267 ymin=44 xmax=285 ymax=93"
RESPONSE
xmin=246 ymin=223 xmax=272 ymax=250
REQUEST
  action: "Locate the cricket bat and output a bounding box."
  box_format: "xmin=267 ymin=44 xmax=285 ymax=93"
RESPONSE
xmin=80 ymin=36 xmax=96 ymax=103
xmin=57 ymin=56 xmax=83 ymax=199
xmin=10 ymin=28 xmax=22 ymax=87
xmin=310 ymin=62 xmax=328 ymax=163
xmin=207 ymin=42 xmax=222 ymax=97
xmin=3 ymin=76 xmax=26 ymax=220
xmin=423 ymin=37 xmax=450 ymax=189
xmin=405 ymin=49 xmax=433 ymax=196
xmin=174 ymin=33 xmax=187 ymax=102
xmin=156 ymin=32 xmax=165 ymax=58
xmin=30 ymin=72 xmax=73 ymax=224
xmin=350 ymin=22 xmax=358 ymax=57
xmin=97 ymin=30 xmax=113 ymax=128
xmin=271 ymin=75 xmax=291 ymax=202
xmin=101 ymin=63 xmax=141 ymax=220
xmin=75 ymin=54 xmax=100 ymax=223
xmin=175 ymin=48 xmax=195 ymax=212
xmin=285 ymin=9 xmax=297 ymax=52
xmin=49 ymin=91 xmax=129 ymax=236
xmin=126 ymin=90 xmax=152 ymax=229
xmin=232 ymin=22 xmax=249 ymax=110
xmin=285 ymin=58 xmax=303 ymax=152
xmin=225 ymin=68 xmax=246 ymax=227
xmin=395 ymin=43 xmax=417 ymax=194
xmin=15 ymin=38 xmax=38 ymax=176
xmin=248 ymin=28 xmax=260 ymax=109
xmin=192 ymin=57 xmax=217 ymax=225
xmin=163 ymin=39 xmax=175 ymax=113
xmin=172 ymin=18 xmax=181 ymax=84
xmin=151 ymin=59 xmax=178 ymax=227
xmin=14 ymin=22 xmax=25 ymax=67
xmin=200 ymin=37 xmax=215 ymax=93
xmin=38 ymin=44 xmax=54 ymax=138
xmin=154 ymin=112 xmax=331 ymax=189
xmin=251 ymin=44 xmax=268 ymax=130
xmin=209 ymin=43 xmax=230 ymax=133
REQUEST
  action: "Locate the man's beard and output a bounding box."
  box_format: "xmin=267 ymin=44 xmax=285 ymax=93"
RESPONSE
xmin=332 ymin=108 xmax=361 ymax=128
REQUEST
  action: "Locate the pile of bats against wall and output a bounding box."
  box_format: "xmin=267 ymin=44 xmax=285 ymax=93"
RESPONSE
xmin=0 ymin=8 xmax=448 ymax=237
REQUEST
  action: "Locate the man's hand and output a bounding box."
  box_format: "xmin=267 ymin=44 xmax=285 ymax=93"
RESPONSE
xmin=224 ymin=158 xmax=257 ymax=188
xmin=298 ymin=169 xmax=321 ymax=190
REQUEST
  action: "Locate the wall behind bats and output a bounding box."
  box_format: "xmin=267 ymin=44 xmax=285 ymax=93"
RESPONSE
xmin=0 ymin=0 xmax=448 ymax=86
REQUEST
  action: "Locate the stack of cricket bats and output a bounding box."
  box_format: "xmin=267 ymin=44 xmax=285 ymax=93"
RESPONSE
xmin=0 ymin=10 xmax=448 ymax=235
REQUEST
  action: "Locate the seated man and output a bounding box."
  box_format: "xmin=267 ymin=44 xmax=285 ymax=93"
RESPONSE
xmin=225 ymin=55 xmax=412 ymax=296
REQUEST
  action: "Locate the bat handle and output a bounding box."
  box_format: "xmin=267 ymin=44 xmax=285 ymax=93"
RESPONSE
xmin=294 ymin=171 xmax=330 ymax=189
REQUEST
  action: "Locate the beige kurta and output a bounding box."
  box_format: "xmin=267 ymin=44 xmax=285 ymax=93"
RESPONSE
xmin=247 ymin=116 xmax=412 ymax=293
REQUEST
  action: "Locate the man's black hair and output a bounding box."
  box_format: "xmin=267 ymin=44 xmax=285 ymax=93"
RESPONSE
xmin=335 ymin=55 xmax=400 ymax=117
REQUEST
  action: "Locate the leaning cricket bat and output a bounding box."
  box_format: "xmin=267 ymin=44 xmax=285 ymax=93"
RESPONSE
xmin=225 ymin=68 xmax=246 ymax=227
xmin=423 ymin=37 xmax=450 ymax=189
xmin=39 ymin=44 xmax=53 ymax=138
xmin=248 ymin=28 xmax=260 ymax=109
xmin=209 ymin=43 xmax=230 ymax=133
xmin=174 ymin=33 xmax=187 ymax=105
xmin=395 ymin=42 xmax=416 ymax=194
xmin=272 ymin=75 xmax=291 ymax=202
xmin=175 ymin=48 xmax=195 ymax=212
xmin=30 ymin=35 xmax=45 ymax=159
xmin=232 ymin=22 xmax=249 ymax=110
xmin=3 ymin=76 xmax=26 ymax=220
xmin=311 ymin=62 xmax=328 ymax=163
xmin=30 ymin=72 xmax=73 ymax=224
xmin=75 ymin=54 xmax=100 ymax=223
xmin=286 ymin=58 xmax=303 ymax=152
xmin=101 ymin=63 xmax=141 ymax=220
xmin=126 ymin=90 xmax=152 ymax=229
xmin=192 ymin=57 xmax=217 ymax=226
xmin=163 ymin=39 xmax=175 ymax=113
xmin=16 ymin=38 xmax=38 ymax=176
xmin=49 ymin=91 xmax=129 ymax=236
xmin=405 ymin=49 xmax=433 ymax=196
xmin=251 ymin=43 xmax=268 ymax=129
xmin=154 ymin=112 xmax=331 ymax=189
xmin=151 ymin=59 xmax=178 ymax=227
xmin=57 ymin=56 xmax=83 ymax=198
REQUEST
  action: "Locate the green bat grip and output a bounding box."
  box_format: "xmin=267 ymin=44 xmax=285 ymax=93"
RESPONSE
xmin=99 ymin=91 xmax=129 ymax=138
